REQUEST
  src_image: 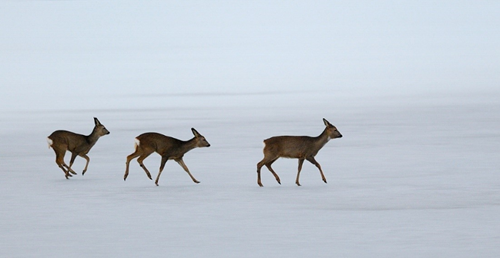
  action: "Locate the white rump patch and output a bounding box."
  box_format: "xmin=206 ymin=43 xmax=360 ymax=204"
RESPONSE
xmin=47 ymin=137 xmax=53 ymax=149
xmin=134 ymin=138 xmax=140 ymax=148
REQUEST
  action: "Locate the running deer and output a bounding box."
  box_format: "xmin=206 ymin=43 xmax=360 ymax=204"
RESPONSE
xmin=124 ymin=128 xmax=210 ymax=186
xmin=47 ymin=117 xmax=110 ymax=179
xmin=256 ymin=118 xmax=342 ymax=187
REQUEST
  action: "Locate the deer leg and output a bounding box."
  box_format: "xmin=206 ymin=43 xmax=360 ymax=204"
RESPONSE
xmin=124 ymin=151 xmax=141 ymax=181
xmin=62 ymin=164 xmax=77 ymax=176
xmin=256 ymin=160 xmax=265 ymax=187
xmin=53 ymin=149 xmax=72 ymax=179
xmin=155 ymin=156 xmax=168 ymax=186
xmin=137 ymin=152 xmax=153 ymax=180
xmin=57 ymin=163 xmax=71 ymax=179
xmin=307 ymin=157 xmax=327 ymax=184
xmin=265 ymin=158 xmax=281 ymax=185
xmin=68 ymin=152 xmax=78 ymax=175
xmin=175 ymin=158 xmax=200 ymax=184
xmin=257 ymin=157 xmax=280 ymax=186
xmin=79 ymin=154 xmax=90 ymax=175
xmin=58 ymin=165 xmax=70 ymax=178
xmin=296 ymin=158 xmax=305 ymax=186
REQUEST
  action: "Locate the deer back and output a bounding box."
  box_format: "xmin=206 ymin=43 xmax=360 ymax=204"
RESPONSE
xmin=136 ymin=129 xmax=210 ymax=158
xmin=263 ymin=118 xmax=342 ymax=159
xmin=48 ymin=130 xmax=88 ymax=152
xmin=264 ymin=136 xmax=323 ymax=158
xmin=136 ymin=133 xmax=182 ymax=154
xmin=48 ymin=117 xmax=109 ymax=154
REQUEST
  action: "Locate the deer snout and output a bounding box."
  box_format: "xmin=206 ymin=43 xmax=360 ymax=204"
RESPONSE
xmin=200 ymin=140 xmax=210 ymax=147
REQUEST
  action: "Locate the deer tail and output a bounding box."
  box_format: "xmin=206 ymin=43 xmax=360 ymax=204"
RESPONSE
xmin=47 ymin=137 xmax=53 ymax=149
xmin=134 ymin=138 xmax=140 ymax=150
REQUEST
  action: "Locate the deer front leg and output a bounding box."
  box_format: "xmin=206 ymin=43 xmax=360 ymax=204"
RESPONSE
xmin=79 ymin=154 xmax=90 ymax=175
xmin=155 ymin=156 xmax=169 ymax=186
xmin=307 ymin=157 xmax=327 ymax=184
xmin=68 ymin=152 xmax=78 ymax=175
xmin=296 ymin=158 xmax=305 ymax=186
xmin=176 ymin=158 xmax=200 ymax=184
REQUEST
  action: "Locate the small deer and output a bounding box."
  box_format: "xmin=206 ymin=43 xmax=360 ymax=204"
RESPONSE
xmin=256 ymin=118 xmax=342 ymax=187
xmin=47 ymin=117 xmax=110 ymax=179
xmin=124 ymin=128 xmax=210 ymax=186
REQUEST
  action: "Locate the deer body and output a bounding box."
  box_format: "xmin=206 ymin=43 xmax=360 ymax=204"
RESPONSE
xmin=257 ymin=118 xmax=342 ymax=187
xmin=124 ymin=128 xmax=210 ymax=186
xmin=47 ymin=117 xmax=110 ymax=179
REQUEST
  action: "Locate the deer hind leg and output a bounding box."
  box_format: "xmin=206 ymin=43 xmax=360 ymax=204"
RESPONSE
xmin=137 ymin=151 xmax=154 ymax=180
xmin=265 ymin=158 xmax=281 ymax=185
xmin=257 ymin=156 xmax=281 ymax=187
xmin=306 ymin=157 xmax=327 ymax=184
xmin=62 ymin=164 xmax=77 ymax=176
xmin=124 ymin=150 xmax=142 ymax=181
xmin=256 ymin=159 xmax=265 ymax=187
xmin=257 ymin=157 xmax=279 ymax=187
xmin=175 ymin=158 xmax=200 ymax=184
xmin=155 ymin=156 xmax=169 ymax=186
xmin=296 ymin=158 xmax=305 ymax=186
xmin=53 ymin=148 xmax=71 ymax=179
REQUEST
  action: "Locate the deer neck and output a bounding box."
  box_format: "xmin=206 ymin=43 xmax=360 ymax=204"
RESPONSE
xmin=85 ymin=128 xmax=102 ymax=146
xmin=314 ymin=128 xmax=331 ymax=149
xmin=180 ymin=137 xmax=198 ymax=153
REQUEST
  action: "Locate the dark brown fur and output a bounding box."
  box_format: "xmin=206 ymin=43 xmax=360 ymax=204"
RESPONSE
xmin=47 ymin=117 xmax=110 ymax=179
xmin=256 ymin=118 xmax=342 ymax=186
xmin=124 ymin=128 xmax=210 ymax=186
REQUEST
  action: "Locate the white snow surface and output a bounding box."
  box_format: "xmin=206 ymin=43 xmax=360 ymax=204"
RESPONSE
xmin=1 ymin=1 xmax=500 ymax=257
xmin=1 ymin=91 xmax=500 ymax=257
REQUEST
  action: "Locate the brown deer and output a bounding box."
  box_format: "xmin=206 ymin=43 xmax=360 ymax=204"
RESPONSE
xmin=47 ymin=117 xmax=110 ymax=179
xmin=256 ymin=118 xmax=342 ymax=187
xmin=124 ymin=128 xmax=210 ymax=186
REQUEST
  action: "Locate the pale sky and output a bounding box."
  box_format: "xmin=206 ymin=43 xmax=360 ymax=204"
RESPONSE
xmin=1 ymin=1 xmax=499 ymax=111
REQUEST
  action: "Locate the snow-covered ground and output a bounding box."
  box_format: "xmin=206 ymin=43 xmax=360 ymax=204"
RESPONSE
xmin=1 ymin=90 xmax=499 ymax=257
xmin=1 ymin=1 xmax=500 ymax=257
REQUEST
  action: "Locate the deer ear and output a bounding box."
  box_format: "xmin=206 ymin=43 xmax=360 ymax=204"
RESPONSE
xmin=94 ymin=117 xmax=101 ymax=126
xmin=191 ymin=128 xmax=200 ymax=137
xmin=323 ymin=118 xmax=331 ymax=127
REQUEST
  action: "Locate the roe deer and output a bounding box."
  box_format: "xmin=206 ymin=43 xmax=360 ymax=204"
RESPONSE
xmin=256 ymin=118 xmax=342 ymax=187
xmin=47 ymin=117 xmax=110 ymax=179
xmin=124 ymin=128 xmax=210 ymax=186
